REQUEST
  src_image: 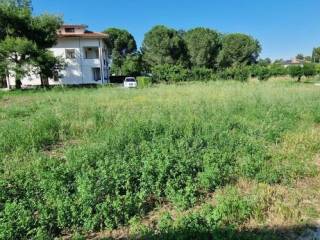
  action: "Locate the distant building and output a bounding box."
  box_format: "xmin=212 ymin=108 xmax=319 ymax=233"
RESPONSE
xmin=283 ymin=57 xmax=304 ymax=68
xmin=7 ymin=24 xmax=110 ymax=88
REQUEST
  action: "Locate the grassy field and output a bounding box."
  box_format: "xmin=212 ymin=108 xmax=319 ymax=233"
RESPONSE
xmin=0 ymin=80 xmax=320 ymax=239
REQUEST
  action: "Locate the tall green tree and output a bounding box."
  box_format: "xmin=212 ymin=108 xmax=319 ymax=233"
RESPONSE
xmin=296 ymin=54 xmax=304 ymax=61
xmin=217 ymin=33 xmax=261 ymax=68
xmin=312 ymin=47 xmax=320 ymax=63
xmin=142 ymin=25 xmax=189 ymax=69
xmin=258 ymin=58 xmax=272 ymax=66
xmin=183 ymin=27 xmax=221 ymax=69
xmin=0 ymin=37 xmax=37 ymax=88
xmin=304 ymin=56 xmax=312 ymax=62
xmin=0 ymin=0 xmax=32 ymax=40
xmin=0 ymin=0 xmax=63 ymax=88
xmin=103 ymin=28 xmax=137 ymax=75
xmin=33 ymin=50 xmax=65 ymax=86
xmin=121 ymin=53 xmax=143 ymax=77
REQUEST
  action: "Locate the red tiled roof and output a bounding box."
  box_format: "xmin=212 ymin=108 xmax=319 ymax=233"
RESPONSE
xmin=62 ymin=24 xmax=88 ymax=28
xmin=58 ymin=31 xmax=108 ymax=39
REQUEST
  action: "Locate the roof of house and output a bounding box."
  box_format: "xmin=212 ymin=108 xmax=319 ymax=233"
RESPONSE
xmin=58 ymin=31 xmax=108 ymax=39
xmin=62 ymin=24 xmax=88 ymax=28
xmin=58 ymin=24 xmax=108 ymax=39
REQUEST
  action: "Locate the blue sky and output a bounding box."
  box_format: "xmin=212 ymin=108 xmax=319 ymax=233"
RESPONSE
xmin=32 ymin=0 xmax=320 ymax=60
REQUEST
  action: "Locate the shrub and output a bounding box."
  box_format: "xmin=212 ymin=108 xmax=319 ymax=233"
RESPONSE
xmin=0 ymin=202 xmax=34 ymax=239
xmin=136 ymin=76 xmax=152 ymax=88
xmin=205 ymin=187 xmax=254 ymax=227
xmin=303 ymin=63 xmax=317 ymax=78
xmin=315 ymin=64 xmax=320 ymax=74
xmin=151 ymin=64 xmax=189 ymax=82
xmin=257 ymin=66 xmax=271 ymax=81
xmin=248 ymin=65 xmax=260 ymax=78
xmin=269 ymin=63 xmax=288 ymax=76
xmin=190 ymin=67 xmax=216 ymax=81
xmin=217 ymin=68 xmax=234 ymax=80
xmin=288 ymin=65 xmax=303 ymax=81
xmin=174 ymin=212 xmax=210 ymax=239
xmin=217 ymin=67 xmax=250 ymax=82
xmin=233 ymin=67 xmax=250 ymax=82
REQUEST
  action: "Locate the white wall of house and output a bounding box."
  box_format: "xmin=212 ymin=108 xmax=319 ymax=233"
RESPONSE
xmin=8 ymin=37 xmax=109 ymax=87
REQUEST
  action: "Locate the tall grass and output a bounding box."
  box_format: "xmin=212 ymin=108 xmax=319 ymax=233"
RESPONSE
xmin=0 ymin=80 xmax=320 ymax=239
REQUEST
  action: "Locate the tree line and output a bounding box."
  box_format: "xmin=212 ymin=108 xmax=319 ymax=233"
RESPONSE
xmin=1 ymin=0 xmax=319 ymax=89
xmin=104 ymin=26 xmax=320 ymax=83
xmin=104 ymin=26 xmax=262 ymax=77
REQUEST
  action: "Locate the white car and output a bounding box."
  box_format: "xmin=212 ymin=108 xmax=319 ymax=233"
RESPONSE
xmin=123 ymin=77 xmax=138 ymax=88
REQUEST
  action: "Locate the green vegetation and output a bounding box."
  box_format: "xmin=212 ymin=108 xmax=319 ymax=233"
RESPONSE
xmin=312 ymin=47 xmax=320 ymax=63
xmin=142 ymin=25 xmax=189 ymax=68
xmin=0 ymin=0 xmax=63 ymax=88
xmin=217 ymin=33 xmax=261 ymax=68
xmin=136 ymin=76 xmax=152 ymax=88
xmin=0 ymin=80 xmax=320 ymax=239
xmin=103 ymin=28 xmax=138 ymax=76
xmin=183 ymin=28 xmax=221 ymax=69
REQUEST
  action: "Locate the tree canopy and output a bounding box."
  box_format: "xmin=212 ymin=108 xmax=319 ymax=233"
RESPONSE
xmin=183 ymin=27 xmax=221 ymax=69
xmin=296 ymin=54 xmax=304 ymax=61
xmin=121 ymin=53 xmax=143 ymax=77
xmin=312 ymin=47 xmax=320 ymax=63
xmin=0 ymin=0 xmax=63 ymax=88
xmin=103 ymin=28 xmax=137 ymax=75
xmin=217 ymin=33 xmax=261 ymax=68
xmin=103 ymin=28 xmax=137 ymax=57
xmin=142 ymin=25 xmax=189 ymax=68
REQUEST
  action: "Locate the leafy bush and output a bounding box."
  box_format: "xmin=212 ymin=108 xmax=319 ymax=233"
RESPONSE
xmin=233 ymin=67 xmax=250 ymax=82
xmin=0 ymin=202 xmax=34 ymax=240
xmin=206 ymin=187 xmax=254 ymax=227
xmin=288 ymin=65 xmax=303 ymax=81
xmin=121 ymin=54 xmax=143 ymax=77
xmin=151 ymin=64 xmax=189 ymax=82
xmin=302 ymin=63 xmax=317 ymax=78
xmin=136 ymin=76 xmax=152 ymax=88
xmin=217 ymin=67 xmax=250 ymax=82
xmin=315 ymin=64 xmax=320 ymax=74
xmin=257 ymin=66 xmax=271 ymax=81
xmin=149 ymin=187 xmax=255 ymax=239
xmin=190 ymin=67 xmax=216 ymax=81
xmin=269 ymin=63 xmax=288 ymax=76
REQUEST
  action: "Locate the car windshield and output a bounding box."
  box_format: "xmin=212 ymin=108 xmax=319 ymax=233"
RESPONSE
xmin=125 ymin=78 xmax=136 ymax=82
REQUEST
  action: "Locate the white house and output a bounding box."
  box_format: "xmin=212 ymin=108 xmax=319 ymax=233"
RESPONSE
xmin=7 ymin=24 xmax=110 ymax=87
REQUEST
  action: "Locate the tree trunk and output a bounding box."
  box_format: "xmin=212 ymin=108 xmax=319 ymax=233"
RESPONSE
xmin=6 ymin=74 xmax=10 ymax=89
xmin=297 ymin=76 xmax=302 ymax=82
xmin=40 ymin=74 xmax=49 ymax=88
xmin=15 ymin=78 xmax=22 ymax=89
xmin=0 ymin=75 xmax=6 ymax=88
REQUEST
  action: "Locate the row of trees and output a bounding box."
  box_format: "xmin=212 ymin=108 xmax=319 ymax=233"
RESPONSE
xmin=0 ymin=0 xmax=64 ymax=88
xmin=149 ymin=62 xmax=320 ymax=83
xmin=104 ymin=26 xmax=261 ymax=76
xmin=2 ymin=0 xmax=318 ymax=87
xmin=105 ymin=25 xmax=320 ymax=83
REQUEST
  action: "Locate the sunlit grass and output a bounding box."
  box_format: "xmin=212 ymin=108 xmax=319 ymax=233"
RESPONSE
xmin=0 ymin=79 xmax=320 ymax=239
